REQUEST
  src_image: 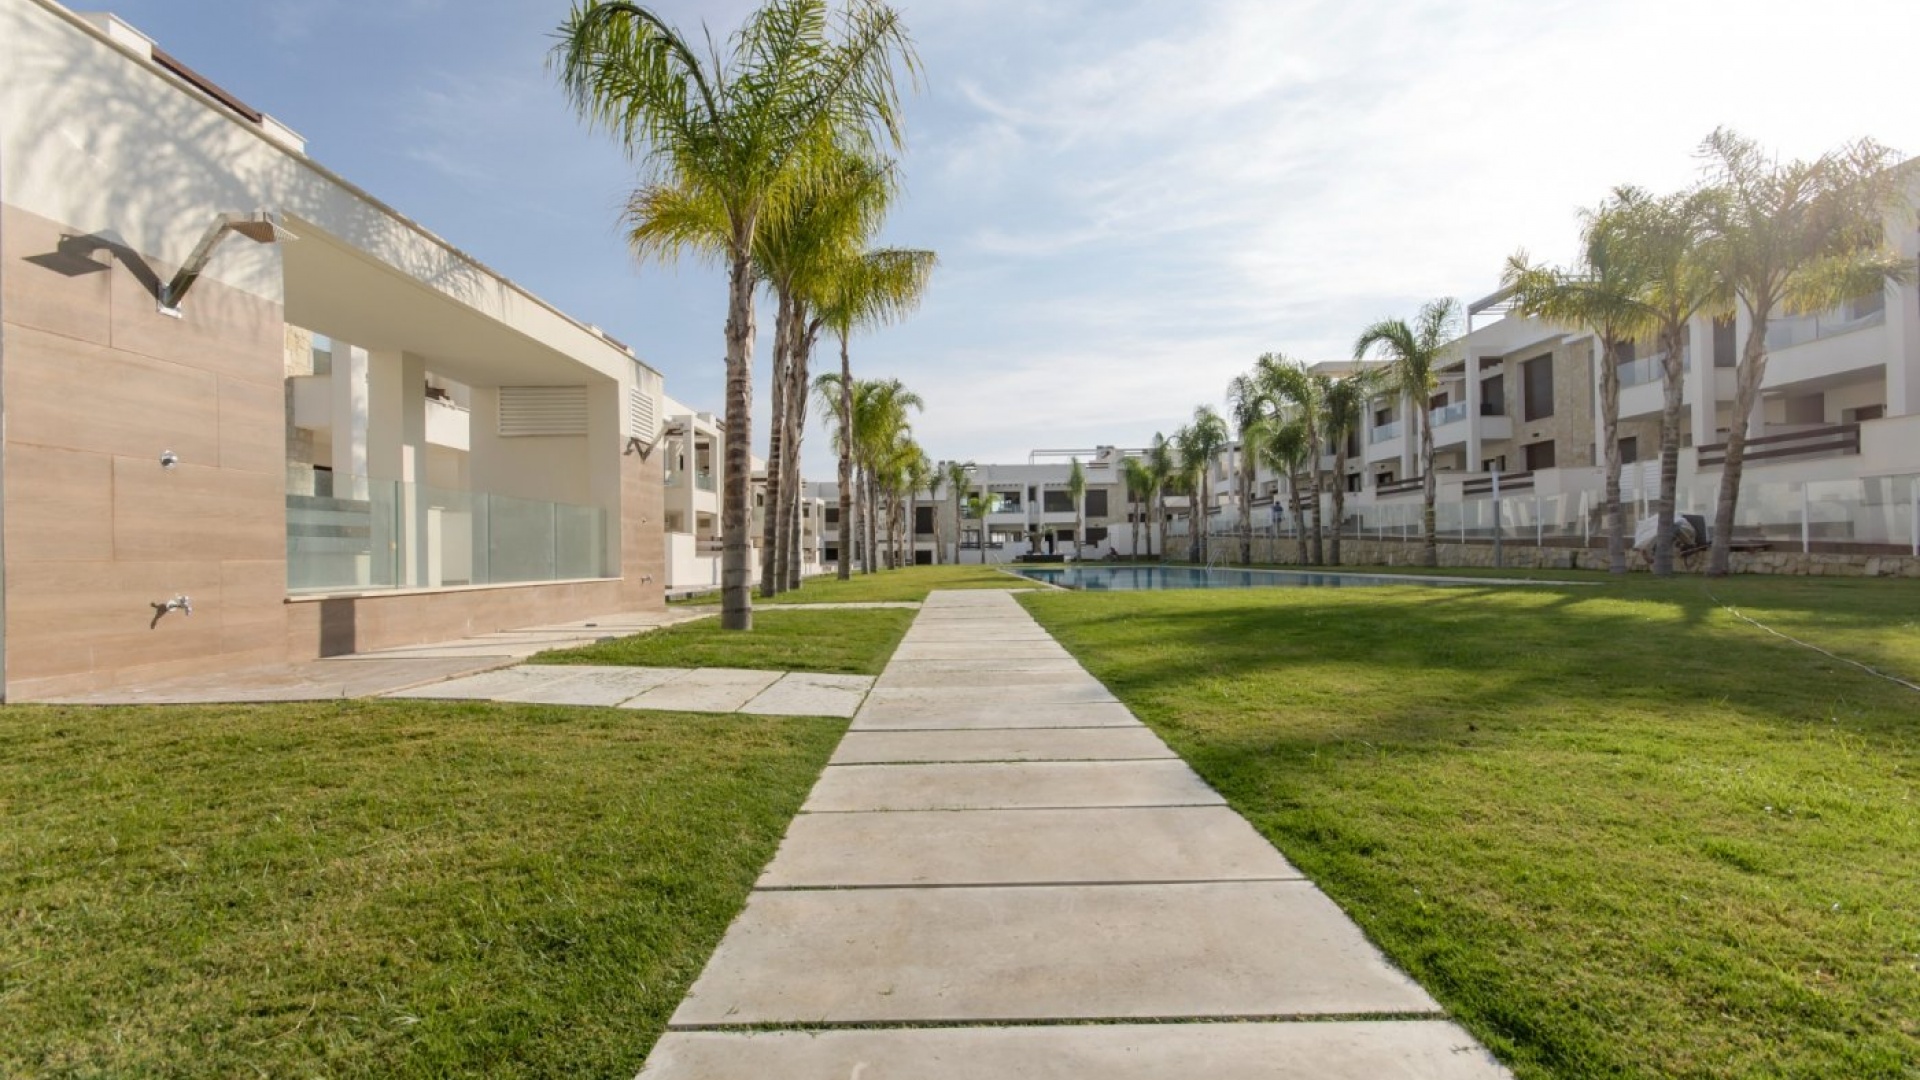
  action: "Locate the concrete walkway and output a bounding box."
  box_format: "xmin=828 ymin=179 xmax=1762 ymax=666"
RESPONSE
xmin=640 ymin=589 xmax=1511 ymax=1079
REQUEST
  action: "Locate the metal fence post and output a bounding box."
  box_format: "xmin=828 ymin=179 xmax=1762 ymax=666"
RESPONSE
xmin=1801 ymin=485 xmax=1811 ymax=555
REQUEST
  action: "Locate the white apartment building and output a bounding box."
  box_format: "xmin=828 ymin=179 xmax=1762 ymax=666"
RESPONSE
xmin=1185 ymin=180 xmax=1920 ymax=558
xmin=0 ymin=1 xmax=684 ymax=697
xmin=658 ymin=396 xmax=824 ymax=596
xmin=809 ymin=447 xmax=1140 ymax=569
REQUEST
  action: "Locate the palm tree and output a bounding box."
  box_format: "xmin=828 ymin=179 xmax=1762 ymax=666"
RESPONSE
xmin=1259 ymin=417 xmax=1313 ymax=565
xmin=942 ymin=459 xmax=972 ymax=564
xmin=830 ymin=376 xmax=922 ymax=573
xmin=903 ymin=446 xmax=934 ymax=567
xmin=747 ymin=153 xmax=898 ymax=597
xmin=963 ymin=487 xmax=996 ymax=564
xmin=1121 ymin=455 xmax=1154 ymax=560
xmin=556 ymin=0 xmax=918 ymax=629
xmin=1146 ymin=433 xmax=1177 ymax=563
xmin=1504 ymin=201 xmax=1653 ymax=575
xmin=1067 ymin=458 xmax=1087 ymax=560
xmin=1320 ymin=370 xmax=1381 ymax=566
xmin=1696 ymin=129 xmax=1911 ymax=576
xmin=1225 ymin=371 xmax=1268 ymax=566
xmin=1175 ymin=407 xmax=1229 ymax=564
xmin=815 ymin=249 xmax=937 ymax=579
xmin=1354 ymin=299 xmax=1460 ymax=568
xmin=1604 ymin=186 xmax=1724 ymax=577
xmin=1254 ymin=355 xmax=1326 ymax=564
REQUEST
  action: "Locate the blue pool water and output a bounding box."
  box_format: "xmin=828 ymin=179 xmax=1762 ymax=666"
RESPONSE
xmin=1009 ymin=565 xmax=1490 ymax=591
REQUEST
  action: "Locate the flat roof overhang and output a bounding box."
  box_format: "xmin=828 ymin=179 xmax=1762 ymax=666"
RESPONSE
xmin=280 ymin=219 xmax=627 ymax=389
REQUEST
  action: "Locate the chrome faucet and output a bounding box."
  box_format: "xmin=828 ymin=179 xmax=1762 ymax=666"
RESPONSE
xmin=149 ymin=595 xmax=192 ymax=629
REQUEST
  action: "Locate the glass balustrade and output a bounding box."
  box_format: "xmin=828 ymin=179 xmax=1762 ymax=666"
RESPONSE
xmin=287 ymin=474 xmax=610 ymax=593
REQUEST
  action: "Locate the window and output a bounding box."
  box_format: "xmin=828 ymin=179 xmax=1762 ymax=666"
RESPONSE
xmin=1618 ymin=437 xmax=1638 ymax=464
xmin=915 ymin=506 xmax=936 ymax=535
xmin=1480 ymin=374 xmax=1505 ymax=416
xmin=1043 ymin=489 xmax=1074 ymax=513
xmin=1610 ymin=340 xmax=1637 ymax=366
xmin=1523 ymin=440 xmax=1557 ymax=471
xmin=1713 ymin=317 xmax=1737 ymax=368
xmin=1522 ymin=355 xmax=1554 ymax=421
xmin=1481 ymin=455 xmax=1506 ymax=473
xmin=996 ymin=489 xmax=1023 ymax=512
xmin=1346 ymin=473 xmax=1364 ymax=493
xmin=824 ymin=507 xmax=839 ymax=525
xmin=1085 ymin=490 xmax=1109 ymax=517
xmin=1845 ymin=404 xmax=1885 ymax=424
xmin=1374 ymin=406 xmax=1393 ymax=427
xmin=1085 ymin=527 xmax=1109 ymax=545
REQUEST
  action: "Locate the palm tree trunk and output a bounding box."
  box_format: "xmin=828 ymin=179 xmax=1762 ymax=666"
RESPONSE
xmin=836 ymin=338 xmax=854 ymax=581
xmin=1420 ymin=409 xmax=1438 ymax=568
xmin=760 ymin=289 xmax=792 ymax=598
xmin=1600 ymin=345 xmax=1625 ymax=575
xmin=1330 ymin=446 xmax=1347 ymax=566
xmin=781 ymin=316 xmax=814 ymax=593
xmin=720 ymin=249 xmax=756 ymax=631
xmin=1710 ymin=310 xmax=1771 ymax=577
xmin=1289 ymin=469 xmax=1309 ymax=565
xmin=1238 ymin=445 xmax=1253 ymax=566
xmin=866 ymin=473 xmax=879 ymax=574
xmin=1309 ymin=464 xmax=1324 ymax=566
xmin=1652 ymin=327 xmax=1686 ymax=577
xmin=1131 ymin=493 xmax=1141 ymax=560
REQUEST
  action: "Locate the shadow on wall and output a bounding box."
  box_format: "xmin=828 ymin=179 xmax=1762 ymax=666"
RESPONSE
xmin=318 ymin=598 xmax=356 ymax=657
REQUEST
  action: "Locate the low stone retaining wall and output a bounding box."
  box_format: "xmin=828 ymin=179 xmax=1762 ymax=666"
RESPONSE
xmin=1189 ymin=537 xmax=1920 ymax=578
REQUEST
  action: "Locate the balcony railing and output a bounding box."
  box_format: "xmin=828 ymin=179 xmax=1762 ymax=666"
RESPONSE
xmin=1369 ymin=420 xmax=1403 ymax=444
xmin=694 ymin=469 xmax=716 ymax=492
xmin=1429 ymin=401 xmax=1469 ymax=428
xmin=1616 ymin=352 xmax=1690 ymax=388
xmin=1463 ymin=471 xmax=1535 ymax=497
xmin=1375 ymin=476 xmax=1424 ymax=496
xmin=1765 ymin=301 xmax=1885 ymax=351
xmin=1697 ymin=423 xmax=1860 ymax=469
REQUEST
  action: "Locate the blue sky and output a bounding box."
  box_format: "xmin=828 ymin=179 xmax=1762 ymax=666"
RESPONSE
xmin=100 ymin=0 xmax=1920 ymax=470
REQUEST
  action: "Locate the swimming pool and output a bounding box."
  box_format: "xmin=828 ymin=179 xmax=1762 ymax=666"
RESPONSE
xmin=1009 ymin=565 xmax=1496 ymax=590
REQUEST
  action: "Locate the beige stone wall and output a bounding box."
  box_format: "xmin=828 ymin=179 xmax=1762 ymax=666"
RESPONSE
xmin=3 ymin=202 xmax=292 ymax=699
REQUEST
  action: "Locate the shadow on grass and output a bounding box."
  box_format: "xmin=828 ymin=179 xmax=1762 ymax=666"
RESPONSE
xmin=1019 ymin=583 xmax=1920 ymax=1079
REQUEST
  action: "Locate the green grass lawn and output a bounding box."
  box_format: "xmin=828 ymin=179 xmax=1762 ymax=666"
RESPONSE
xmin=531 ymin=606 xmax=914 ymax=675
xmin=0 ymin=700 xmax=844 ymax=1078
xmin=1021 ymin=577 xmax=1920 ymax=1080
xmin=676 ymin=564 xmax=1030 ymax=606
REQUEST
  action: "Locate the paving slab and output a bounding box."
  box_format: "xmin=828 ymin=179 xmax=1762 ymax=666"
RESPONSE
xmin=624 ymin=668 xmax=784 ymax=712
xmin=803 ymin=760 xmax=1223 ymax=812
xmin=894 ymin=622 xmax=1059 ymax=638
xmin=739 ymin=673 xmax=873 ymax=718
xmin=385 ymin=665 xmax=582 ymax=700
xmin=883 ymin=655 xmax=1080 ymax=672
xmin=761 ymin=806 xmax=1300 ymax=888
xmin=875 ymin=668 xmax=1110 ymax=690
xmin=890 ymin=642 xmax=1074 ymax=660
xmin=496 ymin=666 xmax=690 ymax=706
xmin=642 ymin=1021 xmax=1512 ymax=1080
xmin=670 ymin=881 xmax=1442 ymax=1026
xmin=852 ymin=699 xmax=1138 ymax=729
xmin=830 ymin=727 xmax=1175 ymax=763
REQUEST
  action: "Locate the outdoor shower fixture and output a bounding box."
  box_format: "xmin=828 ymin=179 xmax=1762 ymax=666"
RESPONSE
xmin=149 ymin=595 xmax=191 ymax=629
xmin=158 ymin=211 xmax=295 ymax=315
